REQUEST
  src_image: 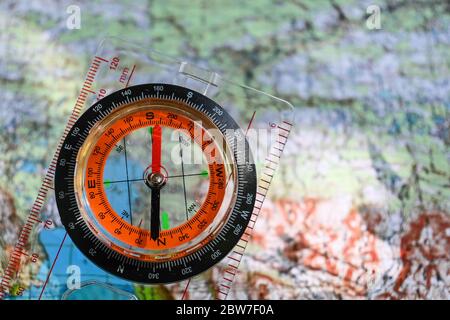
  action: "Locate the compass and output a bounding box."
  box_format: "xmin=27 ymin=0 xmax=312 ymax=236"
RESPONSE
xmin=54 ymin=83 xmax=257 ymax=284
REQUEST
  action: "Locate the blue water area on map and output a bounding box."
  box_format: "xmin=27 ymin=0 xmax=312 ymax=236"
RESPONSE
xmin=26 ymin=228 xmax=135 ymax=300
xmin=103 ymin=156 xmax=145 ymax=225
xmin=19 ymin=160 xmax=37 ymax=174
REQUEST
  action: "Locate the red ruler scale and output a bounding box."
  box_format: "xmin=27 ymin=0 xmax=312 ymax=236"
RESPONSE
xmin=215 ymin=120 xmax=293 ymax=300
xmin=0 ymin=56 xmax=108 ymax=300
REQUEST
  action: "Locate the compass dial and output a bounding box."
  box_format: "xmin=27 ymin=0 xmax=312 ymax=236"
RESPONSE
xmin=54 ymin=84 xmax=256 ymax=283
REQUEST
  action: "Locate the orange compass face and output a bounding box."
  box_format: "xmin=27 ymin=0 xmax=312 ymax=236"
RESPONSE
xmin=55 ymin=84 xmax=256 ymax=284
xmin=75 ymin=100 xmax=234 ymax=262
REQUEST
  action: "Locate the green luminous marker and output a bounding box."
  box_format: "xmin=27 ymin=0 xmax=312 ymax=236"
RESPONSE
xmin=148 ymin=126 xmax=154 ymax=144
xmin=104 ymin=179 xmax=111 ymax=188
xmin=200 ymin=170 xmax=208 ymax=177
xmin=161 ymin=211 xmax=170 ymax=230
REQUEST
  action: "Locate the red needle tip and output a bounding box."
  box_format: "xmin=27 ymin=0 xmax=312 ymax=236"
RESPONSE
xmin=152 ymin=125 xmax=162 ymax=173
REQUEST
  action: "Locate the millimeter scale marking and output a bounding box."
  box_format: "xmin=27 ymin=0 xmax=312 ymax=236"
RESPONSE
xmin=179 ymin=113 xmax=294 ymax=300
xmin=38 ymin=57 xmax=134 ymax=299
xmin=179 ymin=111 xmax=257 ymax=300
xmin=215 ymin=120 xmax=293 ymax=300
xmin=0 ymin=56 xmax=108 ymax=300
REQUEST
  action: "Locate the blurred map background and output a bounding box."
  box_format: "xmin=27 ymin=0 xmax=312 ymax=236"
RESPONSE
xmin=0 ymin=0 xmax=449 ymax=299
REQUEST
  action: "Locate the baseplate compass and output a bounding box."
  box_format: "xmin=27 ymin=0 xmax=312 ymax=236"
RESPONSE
xmin=54 ymin=83 xmax=256 ymax=283
xmin=0 ymin=37 xmax=294 ymax=300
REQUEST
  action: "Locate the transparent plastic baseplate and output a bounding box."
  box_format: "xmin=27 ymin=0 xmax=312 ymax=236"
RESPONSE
xmin=0 ymin=37 xmax=294 ymax=300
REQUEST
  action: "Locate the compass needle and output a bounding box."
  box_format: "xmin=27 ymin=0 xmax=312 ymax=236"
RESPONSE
xmin=151 ymin=125 xmax=162 ymax=174
xmin=150 ymin=188 xmax=161 ymax=241
xmin=149 ymin=125 xmax=163 ymax=240
xmin=54 ymin=84 xmax=256 ymax=284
